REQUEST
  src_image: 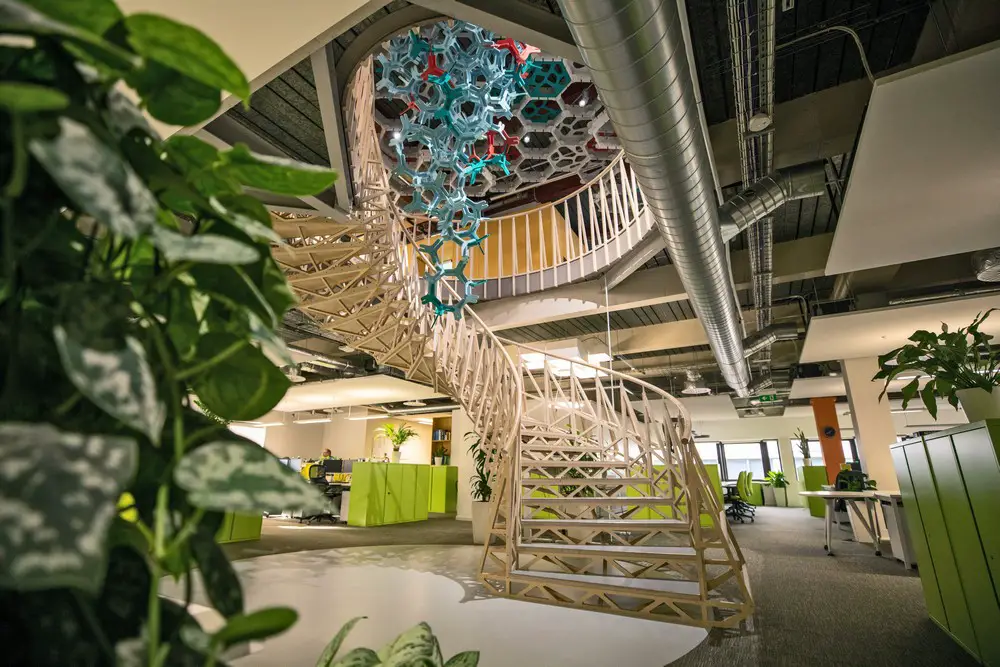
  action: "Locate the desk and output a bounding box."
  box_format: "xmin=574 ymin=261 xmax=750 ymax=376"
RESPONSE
xmin=799 ymin=491 xmax=882 ymax=557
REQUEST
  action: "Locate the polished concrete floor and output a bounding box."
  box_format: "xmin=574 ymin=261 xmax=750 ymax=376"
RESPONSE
xmin=225 ymin=545 xmax=707 ymax=667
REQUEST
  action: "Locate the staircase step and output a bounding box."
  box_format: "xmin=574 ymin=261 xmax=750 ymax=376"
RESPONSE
xmin=521 ymin=496 xmax=675 ymax=506
xmin=521 ymin=518 xmax=687 ymax=531
xmin=518 ymin=543 xmax=698 ymax=560
xmin=520 ymin=460 xmax=630 ymax=468
xmin=508 ymin=569 xmax=701 ymax=598
xmin=521 ymin=430 xmax=580 ymax=440
xmin=520 ymin=443 xmax=606 ymax=453
xmin=520 ymin=477 xmax=650 ymax=487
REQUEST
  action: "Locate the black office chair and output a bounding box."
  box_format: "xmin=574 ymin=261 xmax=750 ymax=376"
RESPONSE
xmin=299 ymin=463 xmax=341 ymax=524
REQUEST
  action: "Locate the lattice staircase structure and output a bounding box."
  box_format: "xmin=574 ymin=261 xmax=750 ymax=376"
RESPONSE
xmin=268 ymin=57 xmax=753 ymax=629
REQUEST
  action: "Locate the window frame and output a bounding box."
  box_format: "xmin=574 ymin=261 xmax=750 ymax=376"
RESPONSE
xmin=717 ymin=440 xmax=777 ymax=482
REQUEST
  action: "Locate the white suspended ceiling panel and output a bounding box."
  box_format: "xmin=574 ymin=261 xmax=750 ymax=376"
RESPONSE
xmin=825 ymin=41 xmax=1000 ymax=275
xmin=275 ymin=375 xmax=445 ymax=412
xmin=800 ymin=293 xmax=1000 ymax=363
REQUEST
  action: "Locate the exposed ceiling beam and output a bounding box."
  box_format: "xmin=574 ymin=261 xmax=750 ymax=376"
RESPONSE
xmin=409 ymin=0 xmax=579 ymax=61
xmin=312 ymin=43 xmax=356 ymax=210
xmin=197 ymin=119 xmax=349 ymax=222
xmin=474 ymin=234 xmax=833 ymax=331
xmin=708 ymin=79 xmax=871 ymax=187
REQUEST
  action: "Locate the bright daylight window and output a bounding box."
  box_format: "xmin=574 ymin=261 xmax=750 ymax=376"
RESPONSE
xmin=721 ymin=442 xmax=766 ymax=480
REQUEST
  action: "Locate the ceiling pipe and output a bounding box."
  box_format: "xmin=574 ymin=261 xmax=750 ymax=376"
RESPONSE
xmin=558 ymin=0 xmax=751 ymax=396
xmin=604 ymin=160 xmax=827 ymax=290
xmin=887 ymin=286 xmax=1000 ymax=306
xmin=719 ymin=161 xmax=828 ymax=242
xmin=742 ymin=323 xmax=800 ymax=358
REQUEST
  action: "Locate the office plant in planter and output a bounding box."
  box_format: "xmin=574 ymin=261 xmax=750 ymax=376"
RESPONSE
xmin=467 ymin=431 xmax=495 ymax=545
xmin=765 ymin=471 xmax=790 ymax=507
xmin=380 ymin=423 xmax=417 ymax=463
xmin=0 ymin=1 xmax=478 ymax=664
xmin=794 ymin=428 xmax=811 ymax=465
xmin=433 ymin=444 xmax=447 ymax=465
xmin=874 ymin=309 xmax=1000 ymax=421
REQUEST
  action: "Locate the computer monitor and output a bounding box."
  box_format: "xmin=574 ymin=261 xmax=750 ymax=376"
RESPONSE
xmin=322 ymin=458 xmax=343 ymax=474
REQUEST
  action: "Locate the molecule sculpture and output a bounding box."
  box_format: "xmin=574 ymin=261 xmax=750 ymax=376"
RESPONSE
xmin=376 ymin=21 xmax=537 ymax=319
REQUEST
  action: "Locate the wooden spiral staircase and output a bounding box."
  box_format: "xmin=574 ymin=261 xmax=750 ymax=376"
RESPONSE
xmin=269 ymin=58 xmax=753 ymax=629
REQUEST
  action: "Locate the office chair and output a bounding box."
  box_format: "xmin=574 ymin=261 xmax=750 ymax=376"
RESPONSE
xmin=725 ymin=471 xmax=756 ymax=523
xmin=298 ymin=464 xmax=342 ymax=525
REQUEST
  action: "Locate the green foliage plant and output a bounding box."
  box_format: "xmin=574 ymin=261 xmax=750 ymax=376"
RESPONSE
xmin=874 ymin=309 xmax=999 ymax=419
xmin=380 ymin=422 xmax=417 ymax=452
xmin=793 ymin=428 xmax=810 ymax=460
xmin=317 ymin=617 xmax=479 ymax=667
xmin=0 ymin=0 xmax=350 ymax=663
xmin=466 ymin=431 xmax=493 ymax=502
xmin=765 ymin=470 xmax=789 ymax=489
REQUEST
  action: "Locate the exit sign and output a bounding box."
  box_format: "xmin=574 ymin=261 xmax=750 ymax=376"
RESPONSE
xmin=757 ymin=394 xmax=779 ymax=404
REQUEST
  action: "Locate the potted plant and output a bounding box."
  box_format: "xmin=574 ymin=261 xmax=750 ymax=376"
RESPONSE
xmin=433 ymin=444 xmax=446 ymax=465
xmin=794 ymin=428 xmax=811 ymax=466
xmin=467 ymin=431 xmax=495 ymax=545
xmin=766 ymin=470 xmax=790 ymax=507
xmin=380 ymin=423 xmax=417 ymax=463
xmin=874 ymin=309 xmax=1000 ymax=421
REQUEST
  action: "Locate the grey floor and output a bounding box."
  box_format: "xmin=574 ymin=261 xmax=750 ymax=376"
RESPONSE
xmin=225 ymin=507 xmax=977 ymax=666
xmin=672 ymin=505 xmax=977 ymax=666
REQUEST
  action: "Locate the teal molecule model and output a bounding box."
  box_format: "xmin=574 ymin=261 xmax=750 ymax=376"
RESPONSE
xmin=376 ymin=21 xmax=537 ymax=319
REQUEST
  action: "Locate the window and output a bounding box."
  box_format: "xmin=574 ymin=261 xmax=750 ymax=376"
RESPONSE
xmin=764 ymin=440 xmax=781 ymax=473
xmin=842 ymin=438 xmax=859 ymax=464
xmin=791 ymin=438 xmax=860 ymax=471
xmin=721 ymin=442 xmax=766 ymax=481
xmin=694 ymin=441 xmax=719 ymax=466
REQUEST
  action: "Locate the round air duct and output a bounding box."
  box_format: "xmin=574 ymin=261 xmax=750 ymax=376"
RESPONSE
xmin=681 ymin=370 xmax=712 ymax=396
xmin=973 ymin=248 xmax=1000 ymax=282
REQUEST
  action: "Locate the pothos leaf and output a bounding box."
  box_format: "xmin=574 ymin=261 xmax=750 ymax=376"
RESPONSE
xmin=331 ymin=649 xmax=381 ymax=667
xmin=0 ymin=422 xmax=137 ymax=594
xmin=174 ymin=441 xmax=324 ymax=513
xmin=29 ymin=117 xmax=159 ymax=239
xmin=221 ymin=144 xmax=337 ymax=196
xmin=53 ymin=325 xmax=166 ymax=445
xmin=190 ymin=528 xmax=243 ymax=618
xmin=213 ymin=606 xmax=298 ymax=647
xmin=150 ymin=225 xmax=260 ymax=265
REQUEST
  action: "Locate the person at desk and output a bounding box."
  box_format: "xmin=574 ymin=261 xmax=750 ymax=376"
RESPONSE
xmin=320 ymin=448 xmax=333 ymax=460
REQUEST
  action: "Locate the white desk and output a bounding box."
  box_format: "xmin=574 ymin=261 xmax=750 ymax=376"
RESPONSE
xmin=799 ymin=491 xmax=882 ymax=557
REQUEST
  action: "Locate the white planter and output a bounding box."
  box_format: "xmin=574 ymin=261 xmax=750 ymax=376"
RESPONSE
xmin=433 ymin=457 xmax=443 ymax=465
xmin=471 ymin=501 xmax=492 ymax=545
xmin=391 ymin=450 xmax=401 ymax=463
xmin=762 ymin=485 xmax=776 ymax=506
xmin=775 ymin=487 xmax=788 ymax=507
xmin=957 ymin=387 xmax=1000 ymax=422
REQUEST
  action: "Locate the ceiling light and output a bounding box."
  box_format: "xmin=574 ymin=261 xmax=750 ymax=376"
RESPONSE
xmin=243 ymin=421 xmax=284 ymax=427
xmin=346 ymin=414 xmax=391 ymax=421
xmin=522 ymin=135 xmax=530 ymax=144
xmin=403 ymin=400 xmax=427 ymax=407
xmin=587 ymin=352 xmax=612 ymax=363
xmin=392 ymin=131 xmax=401 ymax=139
xmin=293 ymin=417 xmax=333 ymax=424
xmin=681 ymin=370 xmax=712 ymax=396
xmin=577 ymin=97 xmax=587 ymax=107
xmin=414 ymin=418 xmax=432 ymax=425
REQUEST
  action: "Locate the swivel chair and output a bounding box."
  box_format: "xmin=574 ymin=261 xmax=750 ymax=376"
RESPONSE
xmin=725 ymin=471 xmax=756 ymax=523
xmin=299 ymin=464 xmax=342 ymax=524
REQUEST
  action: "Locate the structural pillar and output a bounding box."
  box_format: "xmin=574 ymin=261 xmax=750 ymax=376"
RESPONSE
xmin=776 ymin=436 xmax=803 ymax=506
xmin=810 ymin=397 xmax=846 ymax=484
xmin=842 ymin=357 xmax=899 ymax=492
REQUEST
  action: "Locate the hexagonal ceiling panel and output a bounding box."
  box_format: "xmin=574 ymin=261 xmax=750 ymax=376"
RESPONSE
xmin=372 ymin=21 xmax=620 ymax=209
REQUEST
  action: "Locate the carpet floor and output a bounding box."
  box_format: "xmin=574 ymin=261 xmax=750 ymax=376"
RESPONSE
xmin=225 ymin=507 xmax=976 ymax=665
xmin=672 ymin=505 xmax=976 ymax=666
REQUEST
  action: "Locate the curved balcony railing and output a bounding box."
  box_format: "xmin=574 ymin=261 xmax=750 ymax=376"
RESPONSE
xmin=403 ymin=152 xmax=655 ymax=300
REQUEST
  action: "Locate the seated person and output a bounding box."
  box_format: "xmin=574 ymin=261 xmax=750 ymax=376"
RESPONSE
xmin=320 ymin=448 xmax=333 ymax=460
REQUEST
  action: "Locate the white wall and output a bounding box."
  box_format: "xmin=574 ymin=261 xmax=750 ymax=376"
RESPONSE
xmin=262 ymin=410 xmax=370 ymax=459
xmin=264 ymin=422 xmax=326 ymax=459
xmin=452 ymin=409 xmax=476 ymax=521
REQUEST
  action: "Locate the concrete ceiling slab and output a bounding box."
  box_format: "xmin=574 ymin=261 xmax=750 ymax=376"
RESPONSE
xmin=800 ymin=294 xmax=1000 ymax=363
xmin=826 ymin=42 xmax=1000 ymax=275
xmin=275 ymin=375 xmax=445 ymax=412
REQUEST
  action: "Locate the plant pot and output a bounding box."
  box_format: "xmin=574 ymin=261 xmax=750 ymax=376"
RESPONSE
xmin=391 ymin=450 xmax=401 ymax=463
xmin=956 ymin=387 xmax=1000 ymax=422
xmin=433 ymin=457 xmax=443 ymax=465
xmin=803 ymin=458 xmax=812 ymax=467
xmin=471 ymin=500 xmax=492 ymax=545
xmin=778 ymin=487 xmax=788 ymax=507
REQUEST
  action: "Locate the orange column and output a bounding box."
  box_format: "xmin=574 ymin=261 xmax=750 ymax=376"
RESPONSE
xmin=810 ymin=397 xmax=846 ymax=484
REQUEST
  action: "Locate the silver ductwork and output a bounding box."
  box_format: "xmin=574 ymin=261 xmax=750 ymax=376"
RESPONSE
xmin=973 ymin=248 xmax=1000 ymax=282
xmin=559 ymin=0 xmax=750 ymax=396
xmin=743 ymin=323 xmax=799 ymax=358
xmin=719 ymin=161 xmax=828 ymax=242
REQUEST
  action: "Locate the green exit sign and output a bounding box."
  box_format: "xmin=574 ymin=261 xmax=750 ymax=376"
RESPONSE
xmin=757 ymin=394 xmax=779 ymax=404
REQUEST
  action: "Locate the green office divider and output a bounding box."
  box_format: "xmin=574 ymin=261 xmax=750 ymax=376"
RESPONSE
xmin=625 ymin=464 xmax=723 ymax=526
xmin=414 ymin=465 xmax=430 ymax=521
xmin=892 ymin=421 xmax=1000 ymax=666
xmin=215 ymin=511 xmax=235 ymax=542
xmin=798 ymin=466 xmax=827 ymax=517
xmin=216 ymin=511 xmax=262 ymax=543
xmin=349 ymin=463 xmax=432 ymax=527
xmin=429 ymin=465 xmax=459 ymax=513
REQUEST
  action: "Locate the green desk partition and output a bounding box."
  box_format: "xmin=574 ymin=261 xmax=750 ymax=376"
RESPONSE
xmin=349 ymin=463 xmax=431 ymax=527
xmin=798 ymin=465 xmax=828 ymax=518
xmin=893 ymin=421 xmax=1000 ymax=666
xmin=216 ymin=512 xmax=262 ymax=543
xmin=429 ymin=465 xmax=459 ymax=513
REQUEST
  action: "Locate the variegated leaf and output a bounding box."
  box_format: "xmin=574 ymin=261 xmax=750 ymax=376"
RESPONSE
xmin=0 ymin=423 xmax=137 ymax=593
xmin=150 ymin=225 xmax=260 ymax=265
xmin=377 ymin=623 xmax=443 ymax=667
xmin=444 ymin=652 xmax=480 ymax=667
xmin=28 ymin=117 xmax=158 ymax=238
xmin=54 ymin=326 xmax=166 ymax=445
xmin=174 ymin=441 xmax=324 ymax=512
xmin=317 ymin=616 xmax=366 ymax=667
xmin=331 ymin=648 xmax=381 ymax=667
xmin=248 ymin=312 xmax=293 ymax=367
